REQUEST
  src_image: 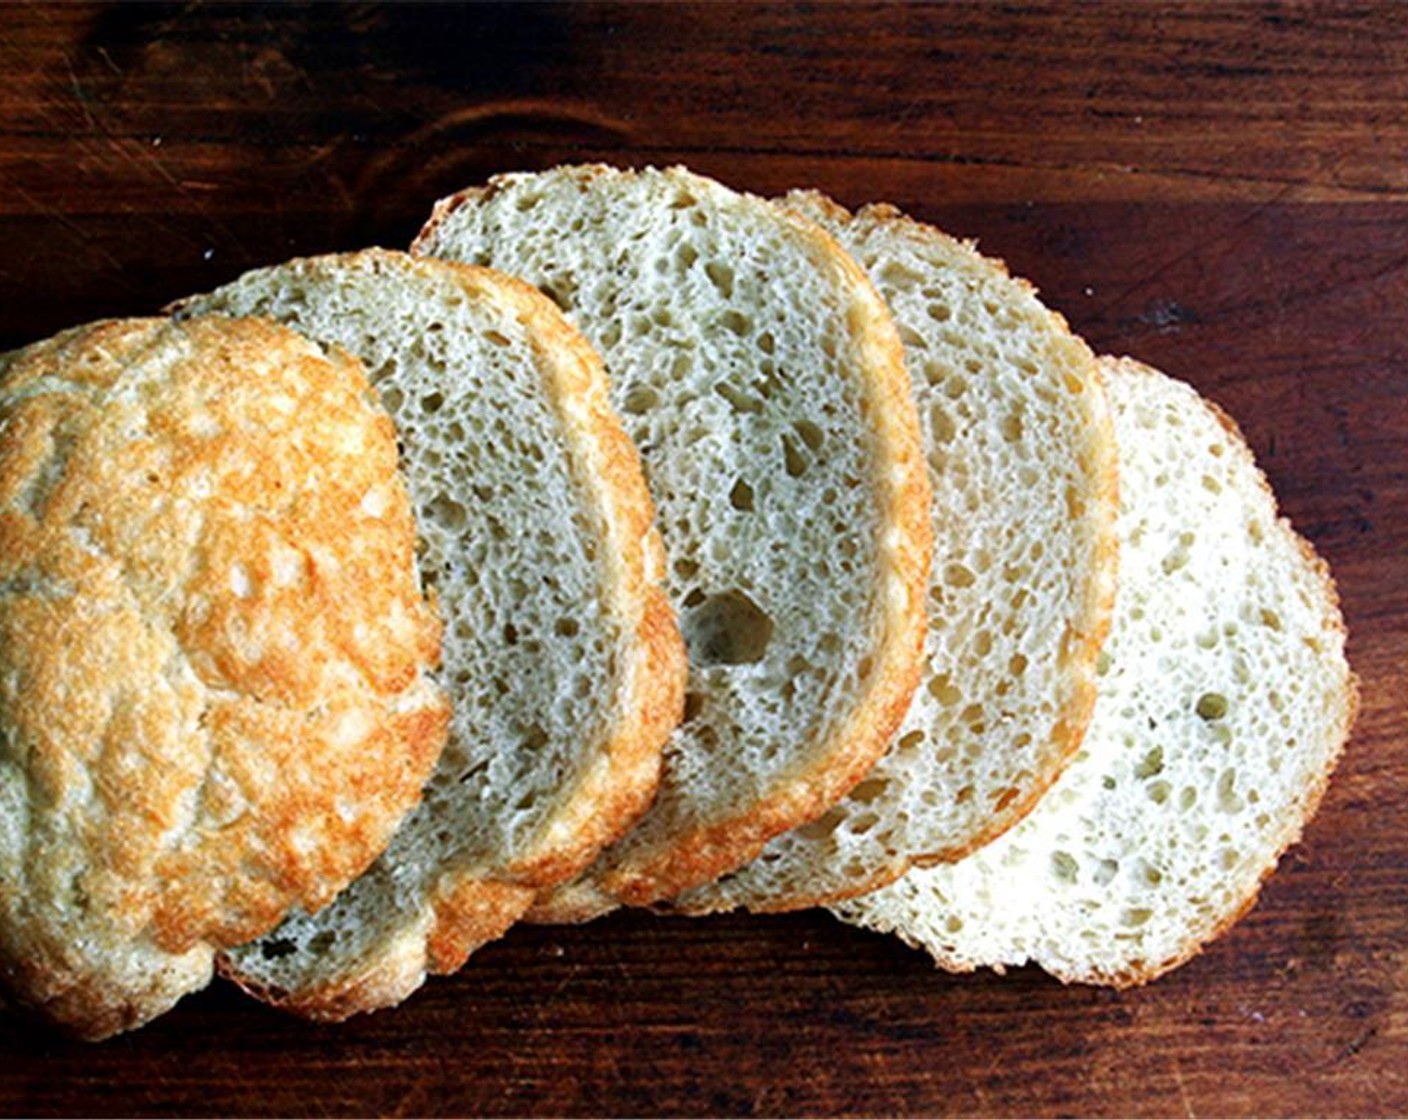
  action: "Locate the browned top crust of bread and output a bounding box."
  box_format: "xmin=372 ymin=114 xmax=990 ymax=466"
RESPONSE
xmin=0 ymin=315 xmax=448 ymax=1038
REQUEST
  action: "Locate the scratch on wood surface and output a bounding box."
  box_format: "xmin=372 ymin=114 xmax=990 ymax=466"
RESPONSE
xmin=64 ymin=52 xmax=96 ymax=130
xmin=95 ymin=45 xmax=122 ymax=76
xmin=5 ymin=179 xmax=126 ymax=273
xmin=1171 ymin=1054 xmax=1198 ymax=1119
xmin=385 ymin=1073 xmax=434 ymax=1119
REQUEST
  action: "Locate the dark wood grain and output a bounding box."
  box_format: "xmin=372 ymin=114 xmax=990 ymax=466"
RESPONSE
xmin=1 ymin=3 xmax=1404 ymax=1116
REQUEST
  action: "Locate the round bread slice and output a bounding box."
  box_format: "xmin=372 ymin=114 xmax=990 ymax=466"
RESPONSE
xmin=176 ymin=250 xmax=684 ymax=1020
xmin=671 ymin=194 xmax=1118 ymax=914
xmin=414 ymin=165 xmax=932 ymax=912
xmin=833 ymin=357 xmax=1358 ymax=985
xmin=0 ymin=316 xmax=448 ymax=1039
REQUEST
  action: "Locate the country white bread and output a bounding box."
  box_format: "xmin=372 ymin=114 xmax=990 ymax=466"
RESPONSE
xmin=673 ymin=193 xmax=1118 ymax=914
xmin=414 ymin=166 xmax=932 ymax=911
xmin=175 ymin=251 xmax=685 ymax=1019
xmin=0 ymin=316 xmax=448 ymax=1038
xmin=833 ymin=357 xmax=1358 ymax=985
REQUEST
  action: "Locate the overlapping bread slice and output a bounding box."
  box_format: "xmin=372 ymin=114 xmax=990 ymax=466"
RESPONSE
xmin=672 ymin=194 xmax=1118 ymax=915
xmin=833 ymin=358 xmax=1358 ymax=985
xmin=175 ymin=250 xmax=685 ymax=1019
xmin=414 ymin=166 xmax=932 ymax=915
xmin=0 ymin=315 xmax=448 ymax=1038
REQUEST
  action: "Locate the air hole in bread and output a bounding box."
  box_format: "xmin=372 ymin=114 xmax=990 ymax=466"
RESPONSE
xmin=1216 ymin=769 xmax=1243 ymax=813
xmin=1196 ymin=692 xmax=1229 ymax=721
xmin=713 ymin=381 xmax=762 ymax=414
xmin=1051 ymin=850 xmax=1078 ymax=883
xmin=381 ymin=385 xmax=405 ymax=413
xmin=849 ymin=778 xmax=889 ymax=804
xmin=781 ymin=433 xmax=808 ymax=477
xmin=927 ymin=673 xmax=961 ymax=706
xmin=729 ymin=479 xmax=755 ymax=512
xmin=538 ymin=280 xmax=575 ymax=312
xmin=944 ymin=563 xmax=975 ymax=589
xmin=701 ymin=261 xmax=734 ymax=299
xmin=687 ymin=590 xmax=773 ymax=666
xmin=424 ymin=493 xmax=468 ymax=532
xmin=260 ymin=937 xmax=297 ymax=961
xmin=793 ymin=419 xmax=825 ymax=452
xmin=796 ymin=807 xmax=845 ymax=842
xmin=1135 ymin=746 xmax=1164 ymax=780
xmin=420 ymin=391 xmax=445 ymax=414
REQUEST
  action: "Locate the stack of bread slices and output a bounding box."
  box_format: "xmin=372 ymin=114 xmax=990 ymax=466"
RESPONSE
xmin=0 ymin=166 xmax=1356 ymax=1040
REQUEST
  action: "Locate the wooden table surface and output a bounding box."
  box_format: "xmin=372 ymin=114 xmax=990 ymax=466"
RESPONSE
xmin=1 ymin=4 xmax=1405 ymax=1116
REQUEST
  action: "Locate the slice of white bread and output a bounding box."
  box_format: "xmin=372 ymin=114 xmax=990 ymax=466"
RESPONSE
xmin=414 ymin=166 xmax=933 ymax=911
xmin=174 ymin=251 xmax=685 ymax=1019
xmin=672 ymin=194 xmax=1119 ymax=915
xmin=833 ymin=357 xmax=1358 ymax=985
xmin=0 ymin=315 xmax=448 ymax=1038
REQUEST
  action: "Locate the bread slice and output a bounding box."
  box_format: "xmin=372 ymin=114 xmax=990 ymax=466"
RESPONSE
xmin=670 ymin=195 xmax=1119 ymax=915
xmin=175 ymin=250 xmax=685 ymax=1019
xmin=833 ymin=357 xmax=1358 ymax=985
xmin=415 ymin=166 xmax=932 ymax=912
xmin=0 ymin=315 xmax=448 ymax=1039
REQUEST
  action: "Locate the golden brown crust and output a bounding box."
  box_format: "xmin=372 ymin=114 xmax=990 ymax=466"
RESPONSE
xmin=0 ymin=316 xmax=448 ymax=1038
xmin=425 ymin=878 xmax=537 ymax=976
